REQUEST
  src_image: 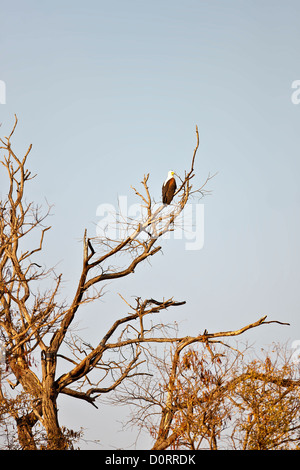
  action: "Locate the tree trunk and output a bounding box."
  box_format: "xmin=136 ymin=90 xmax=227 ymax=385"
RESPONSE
xmin=42 ymin=395 xmax=67 ymax=449
xmin=16 ymin=415 xmax=38 ymax=450
xmin=42 ymin=351 xmax=68 ymax=449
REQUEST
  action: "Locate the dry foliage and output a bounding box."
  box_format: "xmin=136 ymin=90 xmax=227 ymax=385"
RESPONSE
xmin=119 ymin=342 xmax=300 ymax=450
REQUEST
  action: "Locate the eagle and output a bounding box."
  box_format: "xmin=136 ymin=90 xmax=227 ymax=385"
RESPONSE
xmin=162 ymin=170 xmax=177 ymax=205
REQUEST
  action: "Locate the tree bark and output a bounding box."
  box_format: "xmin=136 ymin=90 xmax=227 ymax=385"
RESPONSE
xmin=16 ymin=414 xmax=38 ymax=450
xmin=42 ymin=395 xmax=67 ymax=450
xmin=41 ymin=350 xmax=68 ymax=449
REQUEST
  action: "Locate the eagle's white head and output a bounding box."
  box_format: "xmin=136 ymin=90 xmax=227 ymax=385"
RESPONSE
xmin=165 ymin=170 xmax=175 ymax=184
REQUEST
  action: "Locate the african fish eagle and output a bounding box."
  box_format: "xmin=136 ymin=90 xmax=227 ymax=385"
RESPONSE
xmin=162 ymin=170 xmax=177 ymax=205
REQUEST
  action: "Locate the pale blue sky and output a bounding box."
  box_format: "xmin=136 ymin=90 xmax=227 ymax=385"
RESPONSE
xmin=1 ymin=0 xmax=300 ymax=449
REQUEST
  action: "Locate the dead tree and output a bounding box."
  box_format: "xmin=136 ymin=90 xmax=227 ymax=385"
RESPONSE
xmin=0 ymin=116 xmax=289 ymax=450
xmin=0 ymin=116 xmax=213 ymax=449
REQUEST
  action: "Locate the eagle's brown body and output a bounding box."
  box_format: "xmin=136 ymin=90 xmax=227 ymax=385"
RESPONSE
xmin=162 ymin=171 xmax=177 ymax=204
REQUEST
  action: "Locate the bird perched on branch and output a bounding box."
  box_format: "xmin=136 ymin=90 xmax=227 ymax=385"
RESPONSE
xmin=162 ymin=170 xmax=177 ymax=204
